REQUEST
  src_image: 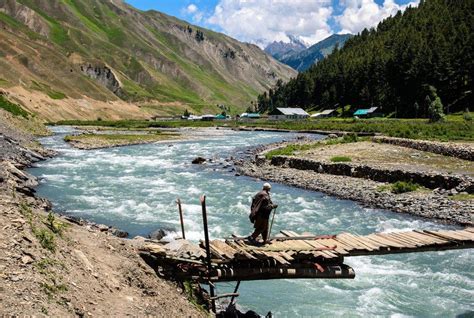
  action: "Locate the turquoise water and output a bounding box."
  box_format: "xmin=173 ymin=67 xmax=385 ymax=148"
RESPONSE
xmin=31 ymin=126 xmax=473 ymax=317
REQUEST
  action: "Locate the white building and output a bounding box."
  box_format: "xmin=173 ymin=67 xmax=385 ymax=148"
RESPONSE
xmin=268 ymin=108 xmax=310 ymax=120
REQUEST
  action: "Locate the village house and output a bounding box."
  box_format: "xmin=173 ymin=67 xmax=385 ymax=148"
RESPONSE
xmin=268 ymin=107 xmax=310 ymax=120
xmin=353 ymin=107 xmax=382 ymax=118
xmin=310 ymin=109 xmax=337 ymax=118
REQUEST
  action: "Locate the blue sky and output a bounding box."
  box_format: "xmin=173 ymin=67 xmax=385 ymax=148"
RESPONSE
xmin=125 ymin=0 xmax=419 ymax=47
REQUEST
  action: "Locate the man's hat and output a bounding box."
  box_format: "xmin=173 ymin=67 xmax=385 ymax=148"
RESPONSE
xmin=263 ymin=182 xmax=271 ymax=190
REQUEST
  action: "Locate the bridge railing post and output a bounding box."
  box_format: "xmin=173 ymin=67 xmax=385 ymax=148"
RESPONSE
xmin=200 ymin=195 xmax=216 ymax=313
xmin=176 ymin=198 xmax=186 ymax=239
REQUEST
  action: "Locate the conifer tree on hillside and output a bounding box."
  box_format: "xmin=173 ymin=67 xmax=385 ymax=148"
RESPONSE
xmin=258 ymin=0 xmax=473 ymax=117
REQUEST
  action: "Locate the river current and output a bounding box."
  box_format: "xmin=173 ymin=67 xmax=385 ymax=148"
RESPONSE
xmin=30 ymin=126 xmax=473 ymax=317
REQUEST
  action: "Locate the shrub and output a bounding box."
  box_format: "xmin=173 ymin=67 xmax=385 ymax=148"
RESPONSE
xmin=391 ymin=181 xmax=419 ymax=194
xmin=428 ymin=96 xmax=445 ymax=122
xmin=463 ymin=109 xmax=472 ymax=121
xmin=0 ymin=95 xmax=29 ymax=118
xmin=330 ymin=156 xmax=352 ymax=162
xmin=34 ymin=228 xmax=56 ymax=252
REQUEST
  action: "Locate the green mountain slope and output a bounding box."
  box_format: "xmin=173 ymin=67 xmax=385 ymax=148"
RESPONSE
xmin=0 ymin=0 xmax=296 ymax=119
xmin=257 ymin=0 xmax=473 ymax=117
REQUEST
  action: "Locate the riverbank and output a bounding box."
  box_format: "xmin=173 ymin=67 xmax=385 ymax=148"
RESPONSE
xmin=236 ymin=138 xmax=474 ymax=226
xmin=64 ymin=130 xmax=182 ymax=150
xmin=0 ymin=126 xmax=206 ymax=316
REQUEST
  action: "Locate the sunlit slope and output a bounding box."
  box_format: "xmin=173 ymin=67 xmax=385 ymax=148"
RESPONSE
xmin=0 ymin=0 xmax=296 ymax=119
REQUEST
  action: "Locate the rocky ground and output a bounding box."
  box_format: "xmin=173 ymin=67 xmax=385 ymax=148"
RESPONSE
xmin=236 ymin=140 xmax=474 ymax=226
xmin=0 ymin=116 xmax=207 ymax=317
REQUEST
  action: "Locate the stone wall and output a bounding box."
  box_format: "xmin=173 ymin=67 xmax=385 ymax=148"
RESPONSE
xmin=373 ymin=136 xmax=474 ymax=161
xmin=270 ymin=156 xmax=474 ymax=193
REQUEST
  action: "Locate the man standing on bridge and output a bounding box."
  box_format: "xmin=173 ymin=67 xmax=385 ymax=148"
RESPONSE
xmin=247 ymin=183 xmax=278 ymax=244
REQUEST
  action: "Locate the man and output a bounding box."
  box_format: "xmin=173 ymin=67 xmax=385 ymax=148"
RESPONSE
xmin=248 ymin=183 xmax=278 ymax=244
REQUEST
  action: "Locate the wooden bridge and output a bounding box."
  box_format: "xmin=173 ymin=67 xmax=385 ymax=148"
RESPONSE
xmin=140 ymin=227 xmax=474 ymax=283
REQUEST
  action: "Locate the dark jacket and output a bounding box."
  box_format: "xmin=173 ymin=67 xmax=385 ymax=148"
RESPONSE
xmin=251 ymin=190 xmax=274 ymax=219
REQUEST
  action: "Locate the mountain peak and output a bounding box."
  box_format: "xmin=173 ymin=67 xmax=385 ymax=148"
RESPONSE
xmin=264 ymin=34 xmax=308 ymax=60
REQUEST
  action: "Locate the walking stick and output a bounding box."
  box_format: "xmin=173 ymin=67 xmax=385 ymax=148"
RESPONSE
xmin=267 ymin=206 xmax=277 ymax=244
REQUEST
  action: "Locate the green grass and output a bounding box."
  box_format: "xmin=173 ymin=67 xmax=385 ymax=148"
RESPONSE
xmin=265 ymin=134 xmax=364 ymax=159
xmin=31 ymin=81 xmax=66 ymax=100
xmin=391 ymin=181 xmax=420 ymax=194
xmin=449 ymin=193 xmax=474 ymax=201
xmin=242 ymin=119 xmax=474 ymax=141
xmin=330 ymin=156 xmax=352 ymax=162
xmin=34 ymin=228 xmax=56 ymax=252
xmin=0 ymin=95 xmax=29 ymax=118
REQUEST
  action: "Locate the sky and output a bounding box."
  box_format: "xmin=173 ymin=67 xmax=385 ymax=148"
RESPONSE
xmin=125 ymin=0 xmax=419 ymax=47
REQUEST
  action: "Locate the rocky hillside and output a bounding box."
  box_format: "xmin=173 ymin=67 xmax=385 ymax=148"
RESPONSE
xmin=0 ymin=0 xmax=296 ymax=120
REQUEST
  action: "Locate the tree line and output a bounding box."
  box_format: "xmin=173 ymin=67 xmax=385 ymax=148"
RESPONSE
xmin=257 ymin=0 xmax=473 ymax=118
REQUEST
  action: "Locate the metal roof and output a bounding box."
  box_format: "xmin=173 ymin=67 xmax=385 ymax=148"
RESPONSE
xmin=354 ymin=107 xmax=378 ymax=116
xmin=276 ymin=108 xmax=310 ymax=116
xmin=320 ymin=109 xmax=336 ymax=115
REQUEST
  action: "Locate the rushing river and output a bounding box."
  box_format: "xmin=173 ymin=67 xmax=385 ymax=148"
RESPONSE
xmin=30 ymin=126 xmax=473 ymax=317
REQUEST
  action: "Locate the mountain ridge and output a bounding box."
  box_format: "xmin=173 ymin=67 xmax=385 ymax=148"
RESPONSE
xmin=0 ymin=0 xmax=296 ymax=120
xmin=280 ymin=34 xmax=352 ymax=72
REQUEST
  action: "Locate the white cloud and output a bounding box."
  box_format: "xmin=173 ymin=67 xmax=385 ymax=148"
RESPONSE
xmin=336 ymin=0 xmax=419 ymax=34
xmin=207 ymin=0 xmax=334 ymax=47
xmin=186 ymin=4 xmax=198 ymax=14
xmin=183 ymin=3 xmax=204 ymax=23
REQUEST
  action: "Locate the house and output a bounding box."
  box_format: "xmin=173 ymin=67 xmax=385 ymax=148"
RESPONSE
xmin=268 ymin=108 xmax=310 ymax=120
xmin=240 ymin=112 xmax=261 ymax=119
xmin=353 ymin=107 xmax=382 ymax=118
xmin=310 ymin=109 xmax=336 ymax=118
xmin=201 ymin=114 xmax=215 ymax=121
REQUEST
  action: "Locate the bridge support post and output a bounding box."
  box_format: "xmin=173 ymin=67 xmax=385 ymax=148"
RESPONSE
xmin=176 ymin=198 xmax=186 ymax=239
xmin=200 ymin=195 xmax=216 ymax=313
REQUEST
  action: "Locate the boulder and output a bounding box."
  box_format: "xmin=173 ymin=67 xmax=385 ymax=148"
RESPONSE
xmin=192 ymin=157 xmax=206 ymax=164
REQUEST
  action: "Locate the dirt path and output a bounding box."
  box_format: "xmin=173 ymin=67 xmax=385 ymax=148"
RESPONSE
xmin=0 ymin=115 xmax=207 ymax=317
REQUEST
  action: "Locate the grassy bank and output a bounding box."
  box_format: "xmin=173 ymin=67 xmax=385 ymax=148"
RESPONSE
xmin=64 ymin=132 xmax=180 ymax=149
xmin=53 ymin=118 xmax=474 ymax=141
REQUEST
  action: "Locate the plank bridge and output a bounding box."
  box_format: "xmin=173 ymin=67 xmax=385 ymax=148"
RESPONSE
xmin=140 ymin=227 xmax=474 ymax=283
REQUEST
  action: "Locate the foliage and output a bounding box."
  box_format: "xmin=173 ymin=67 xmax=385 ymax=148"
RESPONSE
xmin=391 ymin=181 xmax=419 ymax=194
xmin=463 ymin=109 xmax=472 ymax=122
xmin=183 ymin=109 xmax=190 ymax=117
xmin=330 ymin=156 xmax=352 ymax=162
xmin=428 ymin=96 xmax=445 ymax=122
xmin=34 ymin=228 xmax=56 ymax=252
xmin=257 ymin=0 xmax=473 ymax=116
xmin=0 ymin=95 xmax=29 ymax=118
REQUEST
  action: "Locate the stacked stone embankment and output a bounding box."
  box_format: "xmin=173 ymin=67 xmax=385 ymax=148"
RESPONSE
xmin=374 ymin=136 xmax=474 ymax=161
xmin=270 ymin=156 xmax=474 ymax=193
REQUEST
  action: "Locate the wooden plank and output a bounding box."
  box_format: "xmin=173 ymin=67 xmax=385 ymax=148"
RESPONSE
xmin=369 ymin=233 xmax=407 ymax=248
xmin=388 ymin=233 xmax=424 ymax=247
xmin=226 ymin=240 xmax=257 ymax=260
xmin=405 ymin=231 xmax=449 ymax=245
xmin=211 ymin=240 xmax=236 ymax=259
xmin=344 ymin=233 xmax=378 ymax=250
xmin=378 ymin=233 xmax=417 ymax=248
xmin=456 ymin=230 xmax=474 ymax=240
xmin=464 ymin=227 xmax=474 ymax=233
xmin=447 ymin=230 xmax=474 ymax=240
xmin=425 ymin=230 xmax=468 ymax=241
xmin=362 ymin=235 xmax=391 ymax=248
xmin=401 ymin=232 xmax=439 ymax=246
xmin=413 ymin=230 xmax=450 ymax=243
xmin=373 ymin=234 xmax=406 ymax=248
xmin=334 ymin=234 xmax=364 ymax=250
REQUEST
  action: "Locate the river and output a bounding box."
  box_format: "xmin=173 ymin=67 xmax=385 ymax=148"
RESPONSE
xmin=30 ymin=126 xmax=473 ymax=317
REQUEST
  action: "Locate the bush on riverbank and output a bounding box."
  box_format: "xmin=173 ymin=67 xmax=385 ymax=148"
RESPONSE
xmin=391 ymin=181 xmax=420 ymax=194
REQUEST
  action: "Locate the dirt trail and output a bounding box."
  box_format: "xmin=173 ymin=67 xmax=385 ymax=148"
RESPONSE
xmin=0 ymin=113 xmax=207 ymax=317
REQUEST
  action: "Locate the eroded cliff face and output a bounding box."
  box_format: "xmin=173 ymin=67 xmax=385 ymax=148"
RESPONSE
xmin=0 ymin=0 xmax=50 ymax=37
xmin=80 ymin=64 xmax=123 ymax=97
